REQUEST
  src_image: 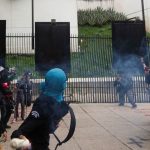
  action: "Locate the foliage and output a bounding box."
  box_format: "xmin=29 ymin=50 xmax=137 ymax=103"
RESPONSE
xmin=78 ymin=7 xmax=127 ymax=26
xmin=78 ymin=24 xmax=150 ymax=37
xmin=78 ymin=24 xmax=112 ymax=36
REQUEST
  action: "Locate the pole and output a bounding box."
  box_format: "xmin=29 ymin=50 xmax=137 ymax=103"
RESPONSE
xmin=32 ymin=0 xmax=34 ymax=49
xmin=141 ymin=0 xmax=146 ymax=35
xmin=141 ymin=0 xmax=145 ymax=22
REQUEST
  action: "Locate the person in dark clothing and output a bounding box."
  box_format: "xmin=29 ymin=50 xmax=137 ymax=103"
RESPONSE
xmin=0 ymin=120 xmax=7 ymax=142
xmin=14 ymin=83 xmax=25 ymax=121
xmin=22 ymin=71 xmax=33 ymax=107
xmin=11 ymin=68 xmax=69 ymax=150
xmin=0 ymin=66 xmax=16 ymax=129
xmin=0 ymin=91 xmax=6 ymax=141
xmin=0 ymin=96 xmax=7 ymax=143
xmin=13 ymin=72 xmax=32 ymax=122
xmin=114 ymin=73 xmax=137 ymax=108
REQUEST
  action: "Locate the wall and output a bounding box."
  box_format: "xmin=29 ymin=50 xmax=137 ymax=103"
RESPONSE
xmin=77 ymin=0 xmax=114 ymax=10
xmin=0 ymin=0 xmax=78 ymax=35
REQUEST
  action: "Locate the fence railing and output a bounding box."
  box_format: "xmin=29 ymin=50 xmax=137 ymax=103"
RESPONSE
xmin=5 ymin=34 xmax=150 ymax=103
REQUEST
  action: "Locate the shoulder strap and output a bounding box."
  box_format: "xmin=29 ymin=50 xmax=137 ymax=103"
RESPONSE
xmin=53 ymin=105 xmax=76 ymax=150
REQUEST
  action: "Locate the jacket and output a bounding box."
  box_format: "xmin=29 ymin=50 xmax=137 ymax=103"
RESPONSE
xmin=114 ymin=76 xmax=133 ymax=93
xmin=11 ymin=94 xmax=69 ymax=150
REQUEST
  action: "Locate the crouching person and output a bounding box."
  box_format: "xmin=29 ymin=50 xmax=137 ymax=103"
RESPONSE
xmin=11 ymin=68 xmax=69 ymax=150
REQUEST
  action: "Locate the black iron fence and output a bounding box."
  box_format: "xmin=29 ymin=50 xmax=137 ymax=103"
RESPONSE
xmin=4 ymin=34 xmax=150 ymax=103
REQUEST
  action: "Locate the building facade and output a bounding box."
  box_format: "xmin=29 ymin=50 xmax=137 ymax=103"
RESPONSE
xmin=1 ymin=0 xmax=149 ymax=34
xmin=77 ymin=0 xmax=114 ymax=10
xmin=0 ymin=0 xmax=78 ymax=35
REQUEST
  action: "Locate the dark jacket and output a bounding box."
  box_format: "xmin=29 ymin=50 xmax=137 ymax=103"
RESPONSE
xmin=0 ymin=92 xmax=6 ymax=135
xmin=114 ymin=76 xmax=133 ymax=93
xmin=11 ymin=94 xmax=68 ymax=150
xmin=0 ymin=68 xmax=15 ymax=96
xmin=0 ymin=120 xmax=6 ymax=136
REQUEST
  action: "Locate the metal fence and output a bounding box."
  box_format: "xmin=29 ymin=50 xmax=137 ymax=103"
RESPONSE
xmin=5 ymin=34 xmax=150 ymax=103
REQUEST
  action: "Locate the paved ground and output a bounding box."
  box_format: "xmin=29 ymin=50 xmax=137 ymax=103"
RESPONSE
xmin=1 ymin=103 xmax=150 ymax=150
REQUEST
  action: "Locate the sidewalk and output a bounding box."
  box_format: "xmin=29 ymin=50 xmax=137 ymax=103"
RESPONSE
xmin=2 ymin=103 xmax=150 ymax=150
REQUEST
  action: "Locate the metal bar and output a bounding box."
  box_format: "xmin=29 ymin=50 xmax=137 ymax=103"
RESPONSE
xmin=32 ymin=0 xmax=34 ymax=49
xmin=141 ymin=0 xmax=145 ymax=22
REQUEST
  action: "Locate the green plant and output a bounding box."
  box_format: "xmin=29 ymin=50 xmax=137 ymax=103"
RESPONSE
xmin=78 ymin=25 xmax=112 ymax=36
xmin=78 ymin=7 xmax=127 ymax=26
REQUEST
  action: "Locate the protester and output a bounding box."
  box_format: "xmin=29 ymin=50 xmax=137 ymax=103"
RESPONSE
xmin=114 ymin=72 xmax=137 ymax=108
xmin=11 ymin=68 xmax=69 ymax=150
xmin=0 ymin=66 xmax=16 ymax=129
xmin=0 ymin=66 xmax=15 ymax=149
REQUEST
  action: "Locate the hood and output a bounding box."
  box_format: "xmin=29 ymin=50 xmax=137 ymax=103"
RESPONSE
xmin=42 ymin=68 xmax=67 ymax=102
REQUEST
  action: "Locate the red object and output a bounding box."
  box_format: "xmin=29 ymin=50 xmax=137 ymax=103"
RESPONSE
xmin=145 ymin=67 xmax=150 ymax=71
xmin=2 ymin=82 xmax=9 ymax=89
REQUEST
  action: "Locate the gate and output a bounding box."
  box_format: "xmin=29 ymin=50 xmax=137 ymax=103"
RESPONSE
xmin=5 ymin=34 xmax=150 ymax=103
